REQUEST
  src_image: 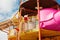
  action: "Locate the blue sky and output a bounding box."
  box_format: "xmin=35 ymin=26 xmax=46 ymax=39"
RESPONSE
xmin=55 ymin=0 xmax=60 ymax=5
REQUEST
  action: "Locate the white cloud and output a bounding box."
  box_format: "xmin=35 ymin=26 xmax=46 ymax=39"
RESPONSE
xmin=0 ymin=0 xmax=19 ymax=13
xmin=0 ymin=31 xmax=8 ymax=40
xmin=0 ymin=15 xmax=4 ymax=20
xmin=0 ymin=0 xmax=20 ymax=22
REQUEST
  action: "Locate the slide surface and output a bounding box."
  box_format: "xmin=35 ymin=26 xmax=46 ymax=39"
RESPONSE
xmin=40 ymin=8 xmax=60 ymax=31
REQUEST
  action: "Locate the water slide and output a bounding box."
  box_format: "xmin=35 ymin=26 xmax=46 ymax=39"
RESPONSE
xmin=40 ymin=8 xmax=60 ymax=31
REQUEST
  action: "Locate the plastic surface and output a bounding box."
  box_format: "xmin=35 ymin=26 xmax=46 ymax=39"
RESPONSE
xmin=40 ymin=8 xmax=60 ymax=31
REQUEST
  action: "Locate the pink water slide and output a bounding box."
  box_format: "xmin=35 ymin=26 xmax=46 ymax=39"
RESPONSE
xmin=40 ymin=8 xmax=60 ymax=31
